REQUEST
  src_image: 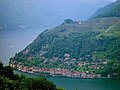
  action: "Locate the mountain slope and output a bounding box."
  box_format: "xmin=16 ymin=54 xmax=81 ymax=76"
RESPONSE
xmin=91 ymin=0 xmax=120 ymax=18
xmin=10 ymin=1 xmax=120 ymax=78
xmin=11 ymin=17 xmax=120 ymax=59
xmin=10 ymin=17 xmax=120 ymax=77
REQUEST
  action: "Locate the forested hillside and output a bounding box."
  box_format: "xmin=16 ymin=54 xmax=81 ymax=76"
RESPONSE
xmin=10 ymin=1 xmax=120 ymax=78
xmin=91 ymin=0 xmax=120 ymax=18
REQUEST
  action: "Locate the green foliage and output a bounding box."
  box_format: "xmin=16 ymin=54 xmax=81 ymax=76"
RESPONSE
xmin=100 ymin=61 xmax=120 ymax=78
xmin=0 ymin=62 xmax=61 ymax=90
xmin=21 ymin=77 xmax=57 ymax=90
xmin=63 ymin=19 xmax=74 ymax=24
xmin=0 ymin=62 xmax=3 ymax=69
xmin=95 ymin=3 xmax=120 ymax=18
xmin=57 ymin=87 xmax=65 ymax=90
xmin=10 ymin=16 xmax=120 ymax=78
xmin=10 ymin=1 xmax=120 ymax=78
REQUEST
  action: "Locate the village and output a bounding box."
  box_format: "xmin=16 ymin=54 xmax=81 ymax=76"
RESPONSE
xmin=10 ymin=53 xmax=110 ymax=78
xmin=13 ymin=63 xmax=102 ymax=78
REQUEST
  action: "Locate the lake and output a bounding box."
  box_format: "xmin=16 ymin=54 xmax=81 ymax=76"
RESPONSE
xmin=0 ymin=26 xmax=54 ymax=65
xmin=15 ymin=70 xmax=120 ymax=90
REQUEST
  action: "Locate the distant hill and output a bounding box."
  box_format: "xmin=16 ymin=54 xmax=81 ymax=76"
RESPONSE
xmin=91 ymin=0 xmax=120 ymax=18
xmin=0 ymin=0 xmax=111 ymax=30
xmin=10 ymin=1 xmax=120 ymax=78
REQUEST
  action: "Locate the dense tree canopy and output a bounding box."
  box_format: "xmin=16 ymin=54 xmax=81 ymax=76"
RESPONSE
xmin=0 ymin=62 xmax=63 ymax=90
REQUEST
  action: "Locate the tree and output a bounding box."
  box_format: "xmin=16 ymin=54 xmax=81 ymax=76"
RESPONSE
xmin=1 ymin=66 xmax=14 ymax=79
xmin=63 ymin=19 xmax=74 ymax=24
xmin=0 ymin=62 xmax=61 ymax=90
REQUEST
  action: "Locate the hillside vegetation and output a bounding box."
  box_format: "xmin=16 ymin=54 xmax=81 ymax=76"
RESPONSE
xmin=91 ymin=0 xmax=120 ymax=18
xmin=10 ymin=1 xmax=120 ymax=78
xmin=0 ymin=62 xmax=62 ymax=90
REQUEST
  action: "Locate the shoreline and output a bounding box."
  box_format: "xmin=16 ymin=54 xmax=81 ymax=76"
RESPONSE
xmin=14 ymin=69 xmax=120 ymax=79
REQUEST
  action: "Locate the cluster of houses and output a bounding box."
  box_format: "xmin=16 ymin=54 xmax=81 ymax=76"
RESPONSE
xmin=48 ymin=53 xmax=108 ymax=72
xmin=10 ymin=61 xmax=102 ymax=78
xmin=10 ymin=53 xmax=109 ymax=78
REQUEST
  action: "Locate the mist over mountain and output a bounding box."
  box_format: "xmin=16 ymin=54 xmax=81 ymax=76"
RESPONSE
xmin=0 ymin=0 xmax=111 ymax=30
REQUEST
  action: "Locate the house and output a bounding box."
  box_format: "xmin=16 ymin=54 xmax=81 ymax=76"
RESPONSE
xmin=64 ymin=54 xmax=70 ymax=57
xmin=21 ymin=66 xmax=28 ymax=72
xmin=23 ymin=49 xmax=29 ymax=55
xmin=78 ymin=63 xmax=83 ymax=67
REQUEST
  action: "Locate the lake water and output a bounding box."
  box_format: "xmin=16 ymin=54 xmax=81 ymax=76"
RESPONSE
xmin=15 ymin=70 xmax=120 ymax=90
xmin=0 ymin=26 xmax=53 ymax=65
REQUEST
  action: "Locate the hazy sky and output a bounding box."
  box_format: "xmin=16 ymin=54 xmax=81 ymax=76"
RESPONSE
xmin=78 ymin=0 xmax=117 ymax=3
xmin=107 ymin=0 xmax=117 ymax=2
xmin=79 ymin=0 xmax=117 ymax=2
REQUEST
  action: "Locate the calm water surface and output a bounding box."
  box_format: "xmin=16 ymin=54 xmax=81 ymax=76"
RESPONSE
xmin=15 ymin=70 xmax=120 ymax=90
xmin=0 ymin=26 xmax=53 ymax=65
